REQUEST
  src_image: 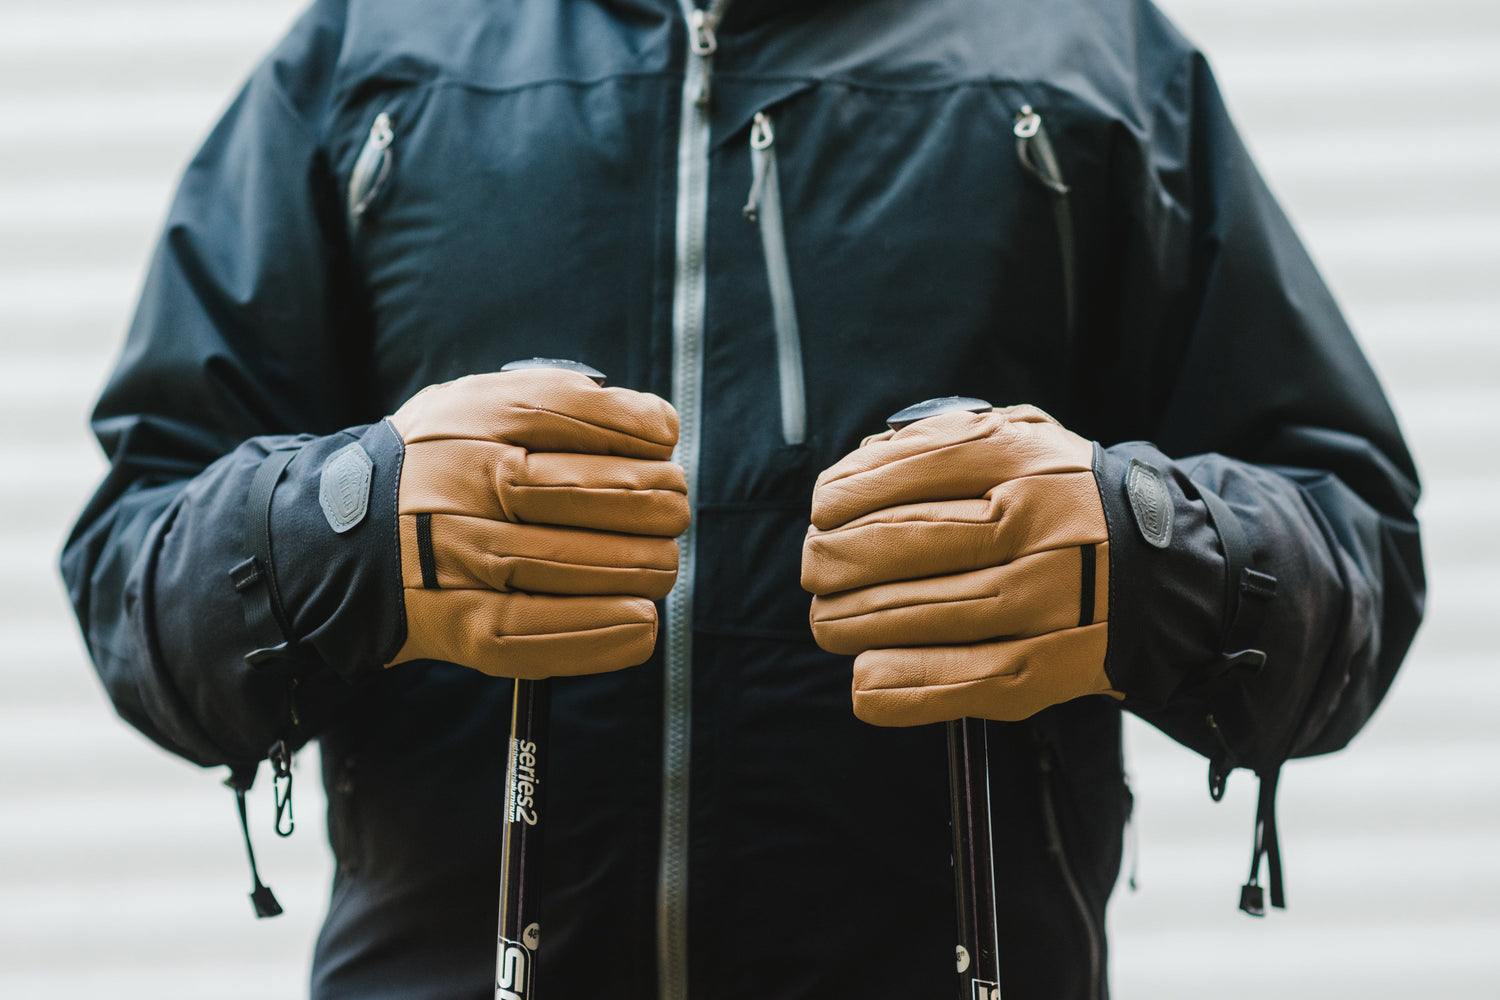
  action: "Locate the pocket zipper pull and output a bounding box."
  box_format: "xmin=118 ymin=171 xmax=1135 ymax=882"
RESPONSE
xmin=1014 ymin=103 xmax=1077 ymax=355
xmin=349 ymin=112 xmax=395 ymax=226
xmin=743 ymin=111 xmax=775 ymax=221
xmin=1014 ymin=105 xmax=1069 ymax=194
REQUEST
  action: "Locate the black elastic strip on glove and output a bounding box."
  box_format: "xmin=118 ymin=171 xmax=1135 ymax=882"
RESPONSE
xmin=230 ymin=446 xmax=303 ymax=668
xmin=415 ymin=512 xmax=439 ymax=589
xmin=1078 ymin=543 xmax=1097 ymax=628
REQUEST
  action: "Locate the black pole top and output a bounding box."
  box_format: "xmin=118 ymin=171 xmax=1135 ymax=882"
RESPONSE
xmin=886 ymin=396 xmax=992 ymax=431
xmin=500 ymin=357 xmax=607 ymax=386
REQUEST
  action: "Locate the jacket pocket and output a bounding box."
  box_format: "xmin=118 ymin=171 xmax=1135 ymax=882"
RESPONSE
xmin=742 ymin=110 xmax=807 ymax=447
xmin=347 ymin=111 xmax=395 ymax=234
xmin=1014 ymin=105 xmax=1076 ymax=353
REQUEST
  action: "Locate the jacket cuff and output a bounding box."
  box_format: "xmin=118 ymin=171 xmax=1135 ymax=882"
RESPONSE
xmin=1095 ymin=441 xmax=1225 ymax=719
xmin=263 ymin=419 xmax=406 ymax=680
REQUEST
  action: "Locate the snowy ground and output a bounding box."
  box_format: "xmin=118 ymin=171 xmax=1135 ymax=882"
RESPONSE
xmin=1 ymin=1 xmax=1495 ymax=997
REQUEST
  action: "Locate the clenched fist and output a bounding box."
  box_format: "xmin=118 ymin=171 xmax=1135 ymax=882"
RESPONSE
xmin=386 ymin=367 xmax=690 ymax=678
xmin=802 ymin=405 xmax=1120 ymax=725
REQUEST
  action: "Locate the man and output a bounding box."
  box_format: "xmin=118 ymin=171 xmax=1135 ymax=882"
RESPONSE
xmin=62 ymin=1 xmax=1424 ymax=997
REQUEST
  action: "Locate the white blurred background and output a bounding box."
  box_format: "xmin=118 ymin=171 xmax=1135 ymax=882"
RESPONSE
xmin=1 ymin=1 xmax=1495 ymax=997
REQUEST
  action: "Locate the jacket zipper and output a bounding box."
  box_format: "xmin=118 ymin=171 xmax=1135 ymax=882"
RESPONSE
xmin=661 ymin=3 xmax=729 ymax=999
xmin=1013 ymin=106 xmax=1076 ymax=353
xmin=1038 ymin=743 xmax=1103 ymax=1000
xmin=348 ymin=111 xmax=394 ymax=232
xmin=742 ymin=111 xmax=807 ymax=446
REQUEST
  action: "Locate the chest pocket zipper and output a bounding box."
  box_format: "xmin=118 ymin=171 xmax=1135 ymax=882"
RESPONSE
xmin=742 ymin=111 xmax=807 ymax=447
xmin=1014 ymin=106 xmax=1076 ymax=356
xmin=348 ymin=111 xmax=395 ymax=233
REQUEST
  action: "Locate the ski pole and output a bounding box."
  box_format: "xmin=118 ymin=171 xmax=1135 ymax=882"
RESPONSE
xmin=886 ymin=395 xmax=1002 ymax=1000
xmin=492 ymin=357 xmax=608 ymax=1000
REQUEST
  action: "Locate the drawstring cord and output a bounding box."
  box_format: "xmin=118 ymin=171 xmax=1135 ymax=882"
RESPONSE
xmin=1240 ymin=766 xmax=1285 ymax=916
xmin=226 ymin=764 xmax=284 ymax=919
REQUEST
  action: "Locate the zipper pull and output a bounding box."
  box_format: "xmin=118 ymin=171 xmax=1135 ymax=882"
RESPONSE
xmin=1014 ymin=105 xmax=1040 ymax=139
xmin=686 ymin=2 xmax=729 ymax=106
xmin=742 ymin=112 xmax=774 ymax=221
xmin=689 ymin=7 xmax=719 ymax=56
xmin=349 ymin=112 xmax=395 ymax=224
xmin=1014 ymin=105 xmax=1070 ymax=195
xmin=369 ymin=111 xmax=394 ymax=152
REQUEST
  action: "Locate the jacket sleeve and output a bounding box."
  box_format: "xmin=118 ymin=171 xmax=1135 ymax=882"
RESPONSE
xmin=59 ymin=2 xmax=405 ymax=770
xmin=1076 ymin=49 xmax=1425 ymax=904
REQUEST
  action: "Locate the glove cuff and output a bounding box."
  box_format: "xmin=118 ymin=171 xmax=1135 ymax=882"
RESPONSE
xmin=1094 ymin=441 xmax=1225 ymax=712
xmin=259 ymin=419 xmax=407 ymax=680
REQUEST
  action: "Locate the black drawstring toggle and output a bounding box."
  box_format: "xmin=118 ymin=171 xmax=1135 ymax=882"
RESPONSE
xmin=1239 ymin=765 xmax=1285 ymax=916
xmin=225 ymin=764 xmax=283 ymax=919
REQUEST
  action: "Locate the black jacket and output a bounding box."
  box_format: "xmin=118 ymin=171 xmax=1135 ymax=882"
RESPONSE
xmin=62 ymin=1 xmax=1424 ymax=997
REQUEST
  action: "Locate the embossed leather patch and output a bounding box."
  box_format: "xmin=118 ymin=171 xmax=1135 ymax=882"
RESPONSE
xmin=319 ymin=443 xmax=373 ymax=534
xmin=1125 ymin=459 xmax=1173 ymax=549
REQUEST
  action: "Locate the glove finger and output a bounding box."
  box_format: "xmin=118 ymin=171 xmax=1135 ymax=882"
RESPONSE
xmin=392 ymin=590 xmax=658 ymax=679
xmin=401 ymin=514 xmax=679 ymax=598
xmin=391 ymin=368 xmax=679 ymax=459
xmin=811 ymin=543 xmax=1109 ymax=655
xmin=517 ymin=451 xmax=688 ymax=494
xmin=401 ymin=439 xmax=690 ymax=536
xmin=505 ymin=452 xmax=690 ymax=536
xmin=802 ymin=471 xmax=1106 ymax=595
xmin=828 ymin=406 xmax=1055 ymax=482
xmin=850 ymin=623 xmax=1113 ymax=726
xmin=811 ymin=408 xmax=1091 ymax=530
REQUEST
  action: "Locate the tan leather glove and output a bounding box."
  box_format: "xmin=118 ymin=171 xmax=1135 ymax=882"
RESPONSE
xmin=386 ymin=368 xmax=689 ymax=678
xmin=802 ymin=405 xmax=1119 ymax=725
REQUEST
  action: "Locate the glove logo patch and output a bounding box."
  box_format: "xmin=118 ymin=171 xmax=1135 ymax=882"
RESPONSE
xmin=1125 ymin=459 xmax=1173 ymax=549
xmin=319 ymin=443 xmax=373 ymax=534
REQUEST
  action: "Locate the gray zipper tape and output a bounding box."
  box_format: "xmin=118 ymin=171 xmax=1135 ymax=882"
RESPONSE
xmin=747 ymin=112 xmax=807 ymax=447
xmin=659 ymin=3 xmax=729 ymax=997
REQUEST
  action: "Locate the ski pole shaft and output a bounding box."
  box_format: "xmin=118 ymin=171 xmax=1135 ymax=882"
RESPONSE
xmin=493 ymin=358 xmax=608 ymax=1000
xmin=496 ymin=679 xmax=546 ymax=1000
xmin=887 ymin=396 xmax=1002 ymax=1000
xmin=947 ymin=717 xmax=1000 ymax=1000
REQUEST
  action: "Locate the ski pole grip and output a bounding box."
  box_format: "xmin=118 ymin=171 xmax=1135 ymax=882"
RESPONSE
xmin=886 ymin=395 xmax=992 ymax=432
xmin=500 ymin=357 xmax=607 ymax=385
